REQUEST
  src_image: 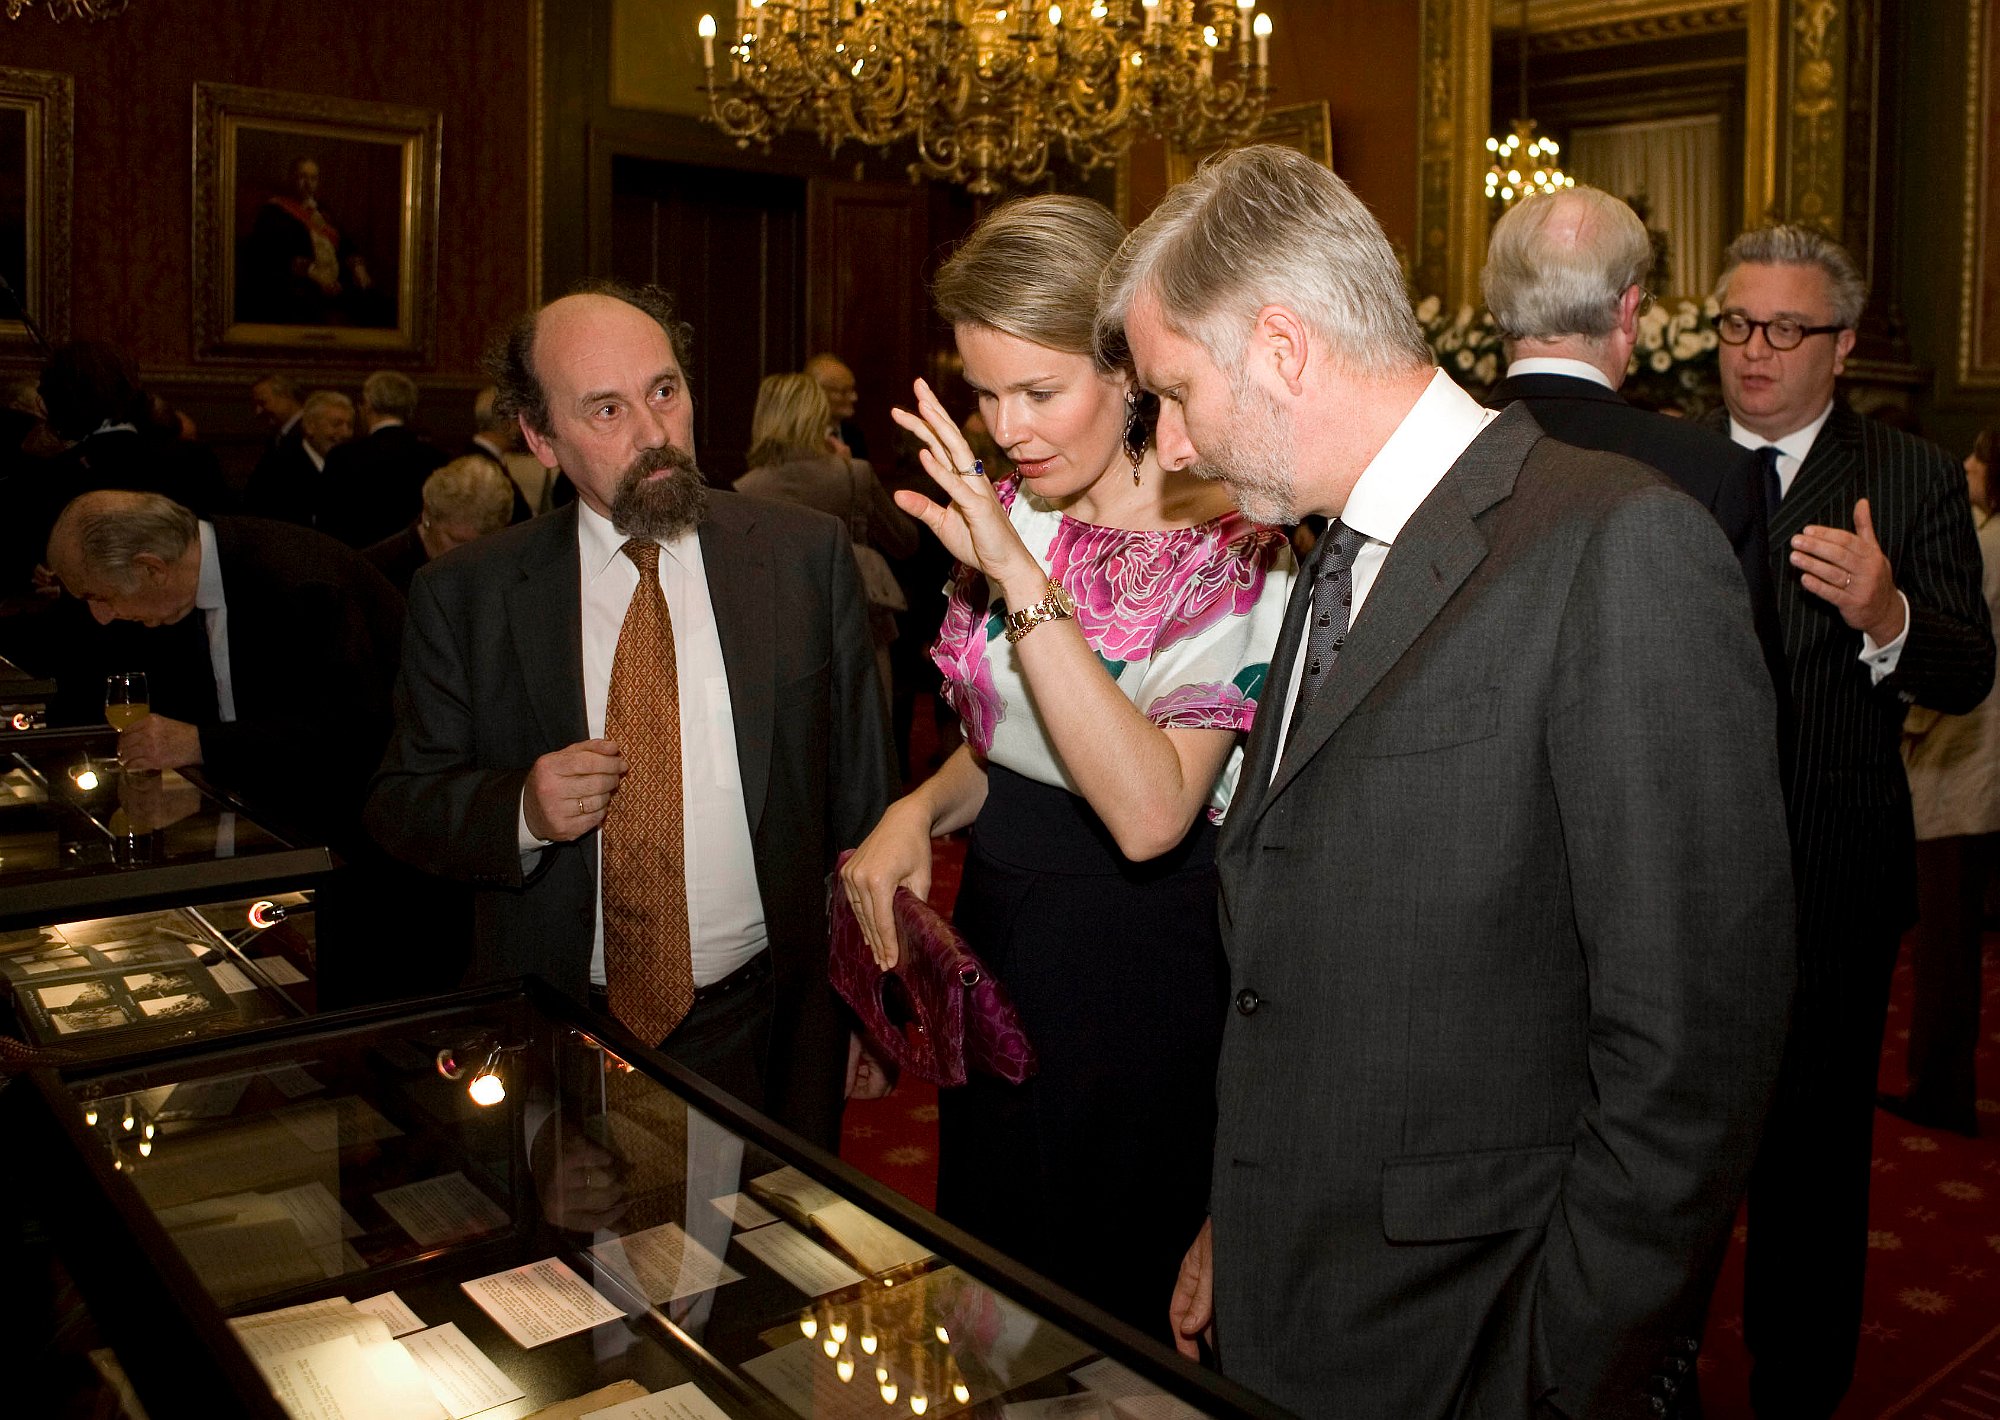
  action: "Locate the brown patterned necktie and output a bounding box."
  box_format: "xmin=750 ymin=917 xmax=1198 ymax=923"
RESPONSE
xmin=602 ymin=539 xmax=695 ymax=1044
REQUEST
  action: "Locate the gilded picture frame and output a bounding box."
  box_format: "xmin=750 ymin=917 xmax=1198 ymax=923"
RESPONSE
xmin=192 ymin=82 xmax=440 ymax=362
xmin=1956 ymin=0 xmax=2000 ymax=392
xmin=0 ymin=66 xmax=74 ymax=354
xmin=1165 ymin=101 xmax=1334 ymax=188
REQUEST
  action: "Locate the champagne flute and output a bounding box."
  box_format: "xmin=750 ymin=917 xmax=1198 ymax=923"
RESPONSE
xmin=105 ymin=672 xmax=149 ymax=732
xmin=104 ymin=672 xmax=148 ymax=771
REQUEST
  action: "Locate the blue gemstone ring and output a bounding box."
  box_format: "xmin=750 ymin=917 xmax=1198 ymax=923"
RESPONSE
xmin=963 ymin=458 xmax=985 ymax=478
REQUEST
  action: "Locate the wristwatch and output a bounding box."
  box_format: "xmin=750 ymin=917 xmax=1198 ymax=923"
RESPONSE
xmin=1003 ymin=579 xmax=1077 ymax=644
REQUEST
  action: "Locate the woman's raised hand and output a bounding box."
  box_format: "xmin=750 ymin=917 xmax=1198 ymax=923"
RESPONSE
xmin=890 ymin=379 xmax=1040 ymax=587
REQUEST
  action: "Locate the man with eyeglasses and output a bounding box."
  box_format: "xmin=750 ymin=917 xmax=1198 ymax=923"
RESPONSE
xmin=1711 ymin=224 xmax=1994 ymax=1419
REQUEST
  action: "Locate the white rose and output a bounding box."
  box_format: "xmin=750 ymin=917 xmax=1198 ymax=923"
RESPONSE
xmin=1456 ymin=348 xmax=1476 ymax=370
xmin=1454 ymin=304 xmax=1476 ymax=330
xmin=1703 ymin=295 xmax=1721 ymax=318
xmin=1700 ymin=329 xmax=1718 ymax=351
xmin=1415 ymin=294 xmax=1442 ymax=323
xmin=1440 ymin=330 xmax=1463 ymax=352
xmin=1672 ymin=334 xmax=1703 ymax=361
xmin=1649 ymin=349 xmax=1673 ymax=373
xmin=1475 ymin=353 xmax=1499 ymax=384
xmin=1627 ymin=353 xmax=1641 ymax=376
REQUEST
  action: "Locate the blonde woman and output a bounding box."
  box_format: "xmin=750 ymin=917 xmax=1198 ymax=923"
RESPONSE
xmin=736 ymin=372 xmax=917 ymax=702
xmin=839 ymin=195 xmax=1294 ymax=1337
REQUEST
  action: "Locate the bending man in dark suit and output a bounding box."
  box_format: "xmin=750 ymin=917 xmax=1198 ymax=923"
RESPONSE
xmin=1102 ymin=145 xmax=1796 ymax=1419
xmin=1480 ymin=186 xmax=1785 ymax=696
xmin=1707 ymin=225 xmax=1996 ymax=1418
xmin=365 ymin=282 xmax=896 ymax=1149
xmin=44 ymin=490 xmax=404 ymax=848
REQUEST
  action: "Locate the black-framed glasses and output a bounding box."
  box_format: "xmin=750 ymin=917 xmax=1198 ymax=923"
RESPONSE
xmin=1716 ymin=310 xmax=1845 ymax=350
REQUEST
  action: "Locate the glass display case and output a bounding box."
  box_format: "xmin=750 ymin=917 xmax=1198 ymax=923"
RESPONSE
xmin=0 ymin=726 xmax=335 ymax=931
xmin=1 ymin=727 xmax=331 ymax=1059
xmin=0 ymin=651 xmax=56 ymax=732
xmin=5 ymin=980 xmax=1296 ymax=1420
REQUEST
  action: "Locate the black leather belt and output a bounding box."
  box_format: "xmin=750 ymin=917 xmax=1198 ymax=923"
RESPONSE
xmin=587 ymin=949 xmax=771 ymax=1017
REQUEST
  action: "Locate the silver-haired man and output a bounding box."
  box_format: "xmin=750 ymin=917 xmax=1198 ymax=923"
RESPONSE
xmin=1102 ymin=144 xmax=1796 ymax=1419
xmin=1481 ymin=186 xmax=1783 ymax=691
xmin=1708 ymin=224 xmax=1993 ymax=1418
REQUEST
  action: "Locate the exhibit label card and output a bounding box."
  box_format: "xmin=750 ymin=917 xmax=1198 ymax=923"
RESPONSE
xmin=400 ymin=1322 xmax=526 ymax=1418
xmin=587 ymin=1222 xmax=743 ymax=1306
xmin=709 ymin=1192 xmax=778 ymax=1230
xmin=733 ymin=1223 xmax=866 ymax=1296
xmin=461 ymin=1257 xmax=625 ymax=1349
xmin=375 ymin=1172 xmax=511 ymax=1247
xmin=259 ymin=1332 xmax=447 ymax=1420
xmin=354 ymin=1291 xmax=427 ymax=1338
xmin=580 ymin=1381 xmax=733 ymax=1420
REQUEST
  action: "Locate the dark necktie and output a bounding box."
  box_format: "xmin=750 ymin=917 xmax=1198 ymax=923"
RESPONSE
xmin=1286 ymin=519 xmax=1368 ymax=749
xmin=1757 ymin=445 xmax=1785 ymax=521
xmin=602 ymin=540 xmax=695 ymax=1045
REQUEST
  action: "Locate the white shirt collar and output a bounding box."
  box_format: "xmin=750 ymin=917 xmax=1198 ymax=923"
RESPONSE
xmin=280 ymin=409 xmax=302 ymax=437
xmin=369 ymin=416 xmax=405 ymax=432
xmin=1505 ymin=356 xmax=1616 ymax=390
xmin=1727 ymin=399 xmax=1836 ymax=462
xmin=304 ymin=442 xmax=326 ymax=473
xmin=472 ymin=435 xmax=507 ymax=460
xmin=1340 ymin=368 xmax=1500 ymax=547
xmin=575 ymin=496 xmax=700 ymax=583
xmin=194 ymin=520 xmax=226 ymax=611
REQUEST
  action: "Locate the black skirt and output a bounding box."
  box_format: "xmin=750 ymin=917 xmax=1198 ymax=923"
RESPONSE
xmin=939 ymin=763 xmax=1231 ymax=1340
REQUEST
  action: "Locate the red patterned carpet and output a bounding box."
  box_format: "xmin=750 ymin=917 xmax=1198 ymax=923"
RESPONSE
xmin=838 ymin=749 xmax=2000 ymax=1416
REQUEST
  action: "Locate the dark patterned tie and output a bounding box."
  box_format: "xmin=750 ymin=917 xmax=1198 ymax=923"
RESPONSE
xmin=602 ymin=540 xmax=695 ymax=1045
xmin=1286 ymin=518 xmax=1368 ymax=749
xmin=1757 ymin=445 xmax=1785 ymax=521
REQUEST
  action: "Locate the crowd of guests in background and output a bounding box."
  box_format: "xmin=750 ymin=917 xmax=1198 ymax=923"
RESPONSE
xmin=0 ymin=150 xmax=1997 ymax=1420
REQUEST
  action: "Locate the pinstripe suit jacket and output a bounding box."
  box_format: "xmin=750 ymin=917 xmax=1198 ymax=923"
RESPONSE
xmin=1709 ymin=402 xmax=1994 ymax=936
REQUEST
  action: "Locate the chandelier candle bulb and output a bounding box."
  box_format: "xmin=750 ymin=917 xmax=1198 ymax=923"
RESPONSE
xmin=699 ymin=13 xmax=717 ymax=67
xmin=1253 ymin=9 xmax=1270 ymax=65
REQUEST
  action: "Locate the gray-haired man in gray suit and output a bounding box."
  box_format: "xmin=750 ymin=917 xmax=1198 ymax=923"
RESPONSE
xmin=1103 ymin=145 xmax=1796 ymax=1420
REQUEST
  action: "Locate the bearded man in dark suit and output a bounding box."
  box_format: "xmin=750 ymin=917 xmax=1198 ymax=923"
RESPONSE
xmin=1708 ymin=224 xmax=1995 ymax=1419
xmin=1106 ymin=144 xmax=1796 ymax=1420
xmin=1480 ymin=186 xmax=1784 ymax=695
xmin=365 ymin=282 xmax=896 ymax=1147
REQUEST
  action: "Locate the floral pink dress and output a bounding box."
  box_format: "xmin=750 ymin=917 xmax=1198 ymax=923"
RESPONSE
xmin=927 ymin=476 xmax=1293 ymax=1337
xmin=932 ymin=476 xmax=1294 ymax=819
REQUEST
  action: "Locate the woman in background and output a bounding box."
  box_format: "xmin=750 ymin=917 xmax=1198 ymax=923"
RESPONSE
xmin=1887 ymin=425 xmax=2000 ymax=1135
xmin=840 ymin=195 xmax=1294 ymax=1336
xmin=736 ymin=372 xmax=917 ymax=705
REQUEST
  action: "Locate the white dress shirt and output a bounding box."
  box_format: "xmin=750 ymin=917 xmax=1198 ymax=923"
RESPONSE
xmin=193 ymin=521 xmax=237 ymax=723
xmin=303 ymin=441 xmax=326 ymax=473
xmin=518 ymin=500 xmax=767 ymax=987
xmin=1504 ymin=355 xmax=1616 ymax=389
xmin=1729 ymin=401 xmax=1908 ymax=680
xmin=1272 ymin=370 xmax=1500 ymax=759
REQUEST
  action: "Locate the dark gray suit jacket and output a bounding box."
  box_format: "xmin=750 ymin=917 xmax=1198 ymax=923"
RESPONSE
xmin=365 ymin=492 xmax=895 ymax=1148
xmin=1486 ymin=372 xmax=1786 ymax=703
xmin=1211 ymin=407 xmax=1796 ymax=1418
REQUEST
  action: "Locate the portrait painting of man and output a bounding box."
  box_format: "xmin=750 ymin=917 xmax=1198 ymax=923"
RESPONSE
xmin=193 ymin=83 xmax=438 ymax=359
xmin=233 ymin=130 xmax=404 ymax=331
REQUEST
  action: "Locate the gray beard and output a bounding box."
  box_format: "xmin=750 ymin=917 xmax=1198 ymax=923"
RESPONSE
xmin=1190 ymin=384 xmax=1299 ymax=525
xmin=608 ymin=444 xmax=710 ymax=541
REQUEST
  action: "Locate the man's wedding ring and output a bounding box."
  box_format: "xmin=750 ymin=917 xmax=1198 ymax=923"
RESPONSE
xmin=577 ymin=796 xmax=586 ymax=815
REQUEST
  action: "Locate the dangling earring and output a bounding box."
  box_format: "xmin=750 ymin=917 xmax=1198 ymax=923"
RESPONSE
xmin=1122 ymin=389 xmax=1146 ymax=486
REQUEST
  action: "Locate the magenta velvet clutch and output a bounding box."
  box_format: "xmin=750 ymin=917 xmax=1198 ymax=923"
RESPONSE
xmin=829 ymin=850 xmax=1037 ymax=1087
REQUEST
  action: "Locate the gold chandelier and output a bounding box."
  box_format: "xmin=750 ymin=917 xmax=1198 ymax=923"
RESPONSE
xmin=1485 ymin=0 xmax=1571 ymax=207
xmin=4 ymin=0 xmax=131 ymax=16
xmin=695 ymin=0 xmax=1275 ymax=196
